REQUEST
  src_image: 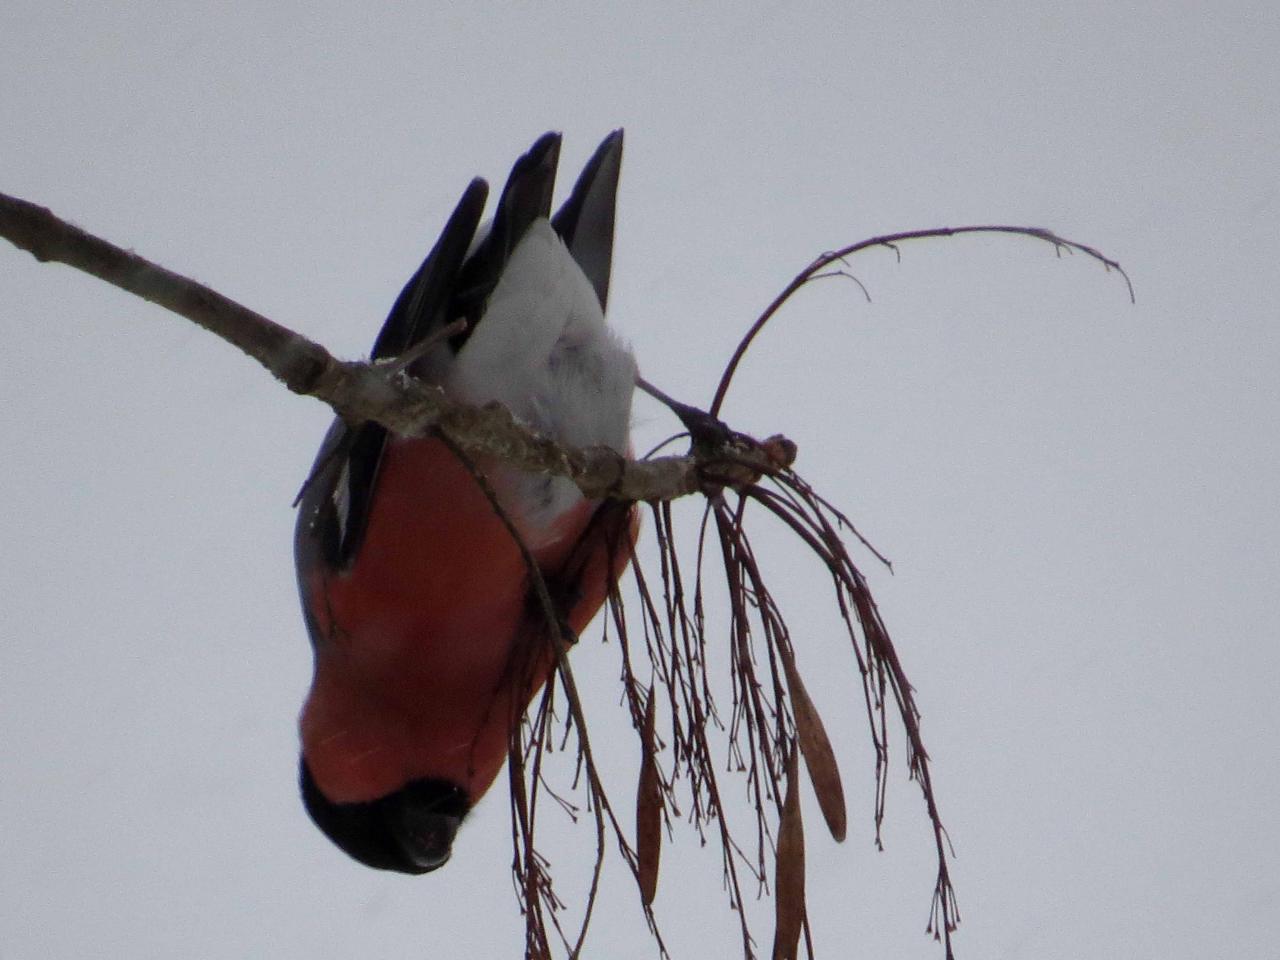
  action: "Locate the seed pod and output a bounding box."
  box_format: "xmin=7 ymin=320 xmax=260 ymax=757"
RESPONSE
xmin=781 ymin=644 xmax=847 ymax=842
xmin=773 ymin=746 xmax=806 ymax=960
xmin=636 ymin=691 xmax=662 ymax=905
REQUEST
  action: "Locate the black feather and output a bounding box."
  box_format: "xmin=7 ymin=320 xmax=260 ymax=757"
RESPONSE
xmin=552 ymin=129 xmax=623 ymax=311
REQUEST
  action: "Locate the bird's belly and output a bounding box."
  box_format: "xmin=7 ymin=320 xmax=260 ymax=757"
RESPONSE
xmin=300 ymin=435 xmax=595 ymax=803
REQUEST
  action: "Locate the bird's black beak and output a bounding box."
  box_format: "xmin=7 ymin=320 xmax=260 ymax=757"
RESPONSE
xmin=389 ymin=802 xmax=461 ymax=872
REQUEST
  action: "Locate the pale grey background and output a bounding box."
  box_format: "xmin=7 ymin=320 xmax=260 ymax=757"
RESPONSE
xmin=2 ymin=2 xmax=1277 ymax=958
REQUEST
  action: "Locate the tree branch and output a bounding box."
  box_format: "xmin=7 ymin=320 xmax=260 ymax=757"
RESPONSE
xmin=0 ymin=190 xmax=754 ymax=504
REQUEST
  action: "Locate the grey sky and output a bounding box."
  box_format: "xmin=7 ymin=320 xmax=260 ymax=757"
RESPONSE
xmin=2 ymin=2 xmax=1277 ymax=958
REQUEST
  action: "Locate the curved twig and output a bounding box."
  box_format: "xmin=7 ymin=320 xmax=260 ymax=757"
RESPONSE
xmin=709 ymin=224 xmax=1134 ymax=417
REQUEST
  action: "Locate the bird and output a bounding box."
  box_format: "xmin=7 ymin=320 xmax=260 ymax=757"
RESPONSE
xmin=293 ymin=131 xmax=637 ymax=874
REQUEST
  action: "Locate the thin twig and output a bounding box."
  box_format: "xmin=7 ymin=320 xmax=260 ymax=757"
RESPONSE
xmin=437 ymin=434 xmax=666 ymax=960
xmin=710 ymin=223 xmax=1134 ymax=417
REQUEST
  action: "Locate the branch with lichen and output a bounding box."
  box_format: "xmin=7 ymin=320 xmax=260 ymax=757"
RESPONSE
xmin=0 ymin=190 xmax=781 ymax=503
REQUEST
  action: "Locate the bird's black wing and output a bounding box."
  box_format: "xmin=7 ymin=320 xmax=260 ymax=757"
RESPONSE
xmin=296 ymin=133 xmax=568 ymax=582
xmin=552 ymin=129 xmax=623 ymax=312
xmin=296 ymin=178 xmax=487 ymax=574
xmin=448 ymin=131 xmax=562 ymax=341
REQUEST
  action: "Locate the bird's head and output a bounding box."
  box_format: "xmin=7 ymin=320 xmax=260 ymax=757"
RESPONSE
xmin=299 ymin=759 xmax=470 ymax=874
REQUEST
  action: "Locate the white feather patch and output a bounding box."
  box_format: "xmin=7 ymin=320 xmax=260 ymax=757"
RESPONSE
xmin=445 ymin=219 xmax=636 ymax=537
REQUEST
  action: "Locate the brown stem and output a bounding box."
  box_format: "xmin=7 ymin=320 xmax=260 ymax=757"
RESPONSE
xmin=710 ymin=223 xmax=1133 ymax=417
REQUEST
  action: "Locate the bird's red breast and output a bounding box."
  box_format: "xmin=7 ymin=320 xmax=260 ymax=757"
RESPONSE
xmin=300 ymin=435 xmax=634 ymax=806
